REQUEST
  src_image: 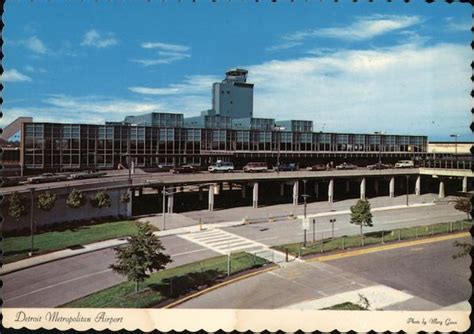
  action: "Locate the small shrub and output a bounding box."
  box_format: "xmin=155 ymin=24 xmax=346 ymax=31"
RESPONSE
xmin=8 ymin=192 xmax=28 ymax=220
xmin=91 ymin=191 xmax=111 ymax=209
xmin=37 ymin=192 xmax=57 ymax=211
xmin=66 ymin=189 xmax=86 ymax=209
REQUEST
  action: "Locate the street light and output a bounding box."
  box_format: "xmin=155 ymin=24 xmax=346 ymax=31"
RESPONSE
xmin=405 ymin=175 xmax=409 ymax=207
xmin=273 ymin=126 xmax=285 ymax=173
xmin=329 ymin=218 xmax=336 ymax=239
xmin=374 ymin=131 xmax=385 ymax=165
xmin=302 ymin=193 xmax=310 ymax=247
xmin=28 ymin=187 xmax=35 ymax=257
xmin=450 ymin=134 xmax=459 ymax=160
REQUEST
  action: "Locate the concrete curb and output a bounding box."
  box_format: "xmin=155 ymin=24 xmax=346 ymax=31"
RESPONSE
xmin=306 ymin=231 xmax=470 ymax=263
xmin=163 ymin=265 xmax=278 ymax=309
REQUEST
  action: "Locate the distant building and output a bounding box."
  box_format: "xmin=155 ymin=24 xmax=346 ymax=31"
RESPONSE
xmin=428 ymin=142 xmax=473 ymax=155
xmin=124 ymin=112 xmax=184 ymax=127
xmin=212 ymin=68 xmax=253 ymax=119
xmin=1 ymin=116 xmax=32 ymax=143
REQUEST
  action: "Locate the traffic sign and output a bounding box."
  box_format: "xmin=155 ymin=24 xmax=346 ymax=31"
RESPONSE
xmin=302 ymin=218 xmax=310 ymax=230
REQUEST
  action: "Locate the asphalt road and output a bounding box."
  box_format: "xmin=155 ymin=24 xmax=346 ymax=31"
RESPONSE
xmin=2 ymin=201 xmax=465 ymax=308
xmin=328 ymin=235 xmax=472 ymax=308
xmin=2 ymin=235 xmax=218 ymax=308
xmin=177 ymin=237 xmax=471 ymax=309
xmin=2 ymin=167 xmax=422 ymax=194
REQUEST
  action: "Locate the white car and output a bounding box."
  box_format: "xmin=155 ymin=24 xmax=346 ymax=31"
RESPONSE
xmin=395 ymin=160 xmax=415 ymax=168
xmin=208 ymin=161 xmax=234 ymax=173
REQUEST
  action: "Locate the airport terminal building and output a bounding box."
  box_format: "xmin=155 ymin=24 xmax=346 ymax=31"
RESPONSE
xmin=19 ymin=69 xmax=428 ymax=172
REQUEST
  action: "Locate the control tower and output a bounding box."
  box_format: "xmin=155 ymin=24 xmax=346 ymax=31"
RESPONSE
xmin=212 ymin=68 xmax=254 ymax=119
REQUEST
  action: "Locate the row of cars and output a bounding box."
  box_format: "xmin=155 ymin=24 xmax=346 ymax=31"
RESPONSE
xmin=170 ymin=159 xmax=415 ymax=174
xmin=26 ymin=170 xmax=107 ymax=184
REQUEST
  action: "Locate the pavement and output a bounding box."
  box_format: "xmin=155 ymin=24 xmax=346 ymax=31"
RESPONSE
xmin=176 ymin=236 xmax=472 ymax=310
xmin=1 ymin=193 xmax=455 ymax=275
xmin=1 ymin=193 xmax=469 ymax=308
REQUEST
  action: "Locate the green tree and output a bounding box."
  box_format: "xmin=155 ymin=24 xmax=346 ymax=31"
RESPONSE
xmin=91 ymin=191 xmax=111 ymax=209
xmin=7 ymin=191 xmax=28 ymax=221
xmin=350 ymin=199 xmax=373 ymax=246
xmin=110 ymin=222 xmax=172 ymax=293
xmin=37 ymin=192 xmax=57 ymax=211
xmin=66 ymin=189 xmax=86 ymax=209
xmin=453 ymin=196 xmax=472 ymax=220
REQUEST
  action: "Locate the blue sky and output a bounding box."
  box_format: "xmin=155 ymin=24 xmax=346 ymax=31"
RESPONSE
xmin=3 ymin=1 xmax=472 ymax=141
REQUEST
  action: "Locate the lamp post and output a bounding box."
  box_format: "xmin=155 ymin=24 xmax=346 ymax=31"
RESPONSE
xmin=274 ymin=126 xmax=285 ymax=173
xmin=28 ymin=187 xmax=35 ymax=257
xmin=374 ymin=131 xmax=385 ymax=165
xmin=329 ymin=218 xmax=336 ymax=239
xmin=162 ymin=186 xmax=166 ymax=230
xmin=302 ymin=193 xmax=310 ymax=247
xmin=405 ymin=175 xmax=409 ymax=207
xmin=450 ymin=134 xmax=459 ymax=161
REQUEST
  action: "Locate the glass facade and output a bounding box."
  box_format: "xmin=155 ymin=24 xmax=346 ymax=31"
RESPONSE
xmin=22 ymin=122 xmax=428 ymax=170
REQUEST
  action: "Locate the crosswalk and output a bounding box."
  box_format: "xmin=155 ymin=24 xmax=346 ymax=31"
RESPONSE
xmin=178 ymin=228 xmax=299 ymax=265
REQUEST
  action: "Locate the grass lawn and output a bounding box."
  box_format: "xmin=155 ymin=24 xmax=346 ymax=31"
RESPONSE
xmin=322 ymin=302 xmax=367 ymax=310
xmin=62 ymin=252 xmax=268 ymax=308
xmin=273 ymin=220 xmax=472 ymax=257
xmin=3 ymin=220 xmax=142 ymax=264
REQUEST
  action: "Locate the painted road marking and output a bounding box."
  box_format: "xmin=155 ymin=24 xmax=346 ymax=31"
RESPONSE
xmin=311 ymin=232 xmax=470 ymax=263
xmin=179 ymin=229 xmax=302 ymax=265
xmin=4 ymin=269 xmax=114 ymax=302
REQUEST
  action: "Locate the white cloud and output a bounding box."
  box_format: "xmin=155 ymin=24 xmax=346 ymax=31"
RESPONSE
xmin=24 ymin=65 xmax=47 ymax=73
xmin=2 ymin=69 xmax=32 ymax=82
xmin=271 ymin=15 xmax=422 ymax=51
xmin=141 ymin=42 xmax=190 ymax=53
xmin=246 ymin=42 xmax=470 ymax=136
xmin=81 ymin=30 xmax=118 ymax=48
xmin=132 ymin=41 xmax=191 ymax=66
xmin=129 ymin=75 xmax=219 ymax=96
xmin=445 ymin=17 xmax=471 ymax=32
xmin=20 ymin=36 xmax=48 ymax=54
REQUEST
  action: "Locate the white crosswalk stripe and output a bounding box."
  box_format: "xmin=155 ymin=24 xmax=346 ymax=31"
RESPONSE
xmin=178 ymin=228 xmax=302 ymax=266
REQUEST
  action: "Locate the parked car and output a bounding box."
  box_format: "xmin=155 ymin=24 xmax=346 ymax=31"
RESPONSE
xmin=1 ymin=178 xmax=20 ymax=187
xmin=243 ymin=162 xmax=269 ymax=173
xmin=307 ymin=164 xmax=329 ymax=171
xmin=366 ymin=162 xmax=390 ymax=170
xmin=70 ymin=170 xmax=107 ymax=180
xmin=208 ymin=161 xmax=234 ymax=173
xmin=275 ymin=163 xmax=298 ymax=171
xmin=27 ymin=173 xmax=68 ymax=184
xmin=335 ymin=162 xmax=358 ymax=170
xmin=170 ymin=165 xmax=196 ymax=174
xmin=395 ymin=160 xmax=415 ymax=168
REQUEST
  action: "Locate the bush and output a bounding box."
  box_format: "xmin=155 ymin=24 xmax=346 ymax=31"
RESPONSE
xmin=37 ymin=192 xmax=57 ymax=211
xmin=8 ymin=192 xmax=28 ymax=220
xmin=91 ymin=191 xmax=111 ymax=209
xmin=66 ymin=189 xmax=86 ymax=209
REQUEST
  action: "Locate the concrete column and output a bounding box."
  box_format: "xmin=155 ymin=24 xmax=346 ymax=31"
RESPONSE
xmin=374 ymin=179 xmax=379 ymax=195
xmin=293 ymin=180 xmax=299 ymax=205
xmin=345 ymin=180 xmax=350 ymax=193
xmin=439 ymin=181 xmax=445 ymax=198
xmin=462 ymin=176 xmax=468 ymax=193
xmin=241 ymin=184 xmax=246 ymax=199
xmin=252 ymin=182 xmax=259 ymax=208
xmin=229 ymin=182 xmax=233 ymax=191
xmin=208 ymin=185 xmax=215 ymax=211
xmin=199 ymin=187 xmax=203 ymax=201
xmin=389 ymin=177 xmax=395 ymax=198
xmin=328 ymin=179 xmax=334 ymax=203
xmin=138 ymin=188 xmax=143 ymax=196
xmin=415 ymin=176 xmax=421 ymax=196
xmin=314 ymin=182 xmax=319 ymax=199
xmin=280 ymin=183 xmax=285 ymax=197
xmin=360 ymin=178 xmax=366 ymax=200
xmin=167 ymin=193 xmax=174 ymax=213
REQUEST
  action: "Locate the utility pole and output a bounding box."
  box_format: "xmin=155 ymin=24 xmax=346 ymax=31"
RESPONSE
xmin=302 ymin=193 xmax=310 ymax=247
xmin=29 ymin=188 xmax=35 ymax=257
xmin=330 ymin=218 xmax=336 ymax=239
xmin=162 ymin=186 xmax=166 ymax=230
xmin=405 ymin=175 xmax=409 ymax=207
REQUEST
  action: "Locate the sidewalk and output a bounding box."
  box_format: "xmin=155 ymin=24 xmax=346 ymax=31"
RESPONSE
xmin=0 ymin=195 xmax=447 ymax=275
